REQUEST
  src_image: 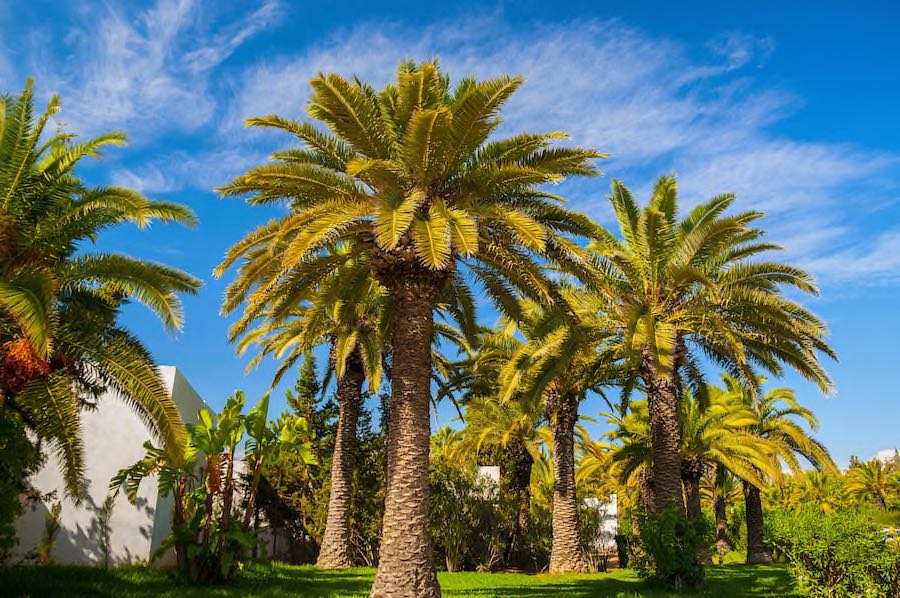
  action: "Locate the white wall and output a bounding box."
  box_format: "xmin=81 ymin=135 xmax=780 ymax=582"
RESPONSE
xmin=585 ymin=494 xmax=618 ymax=550
xmin=14 ymin=366 xmax=207 ymax=565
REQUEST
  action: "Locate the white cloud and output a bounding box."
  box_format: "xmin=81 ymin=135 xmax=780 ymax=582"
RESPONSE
xmin=801 ymin=229 xmax=900 ymax=285
xmin=217 ymin=17 xmax=900 ymax=288
xmin=706 ymin=32 xmax=775 ymax=71
xmin=111 ymin=164 xmax=178 ymax=194
xmin=875 ymin=448 xmax=898 ymax=463
xmin=111 ymin=147 xmax=268 ymax=194
xmin=25 ymin=0 xmax=282 ymax=139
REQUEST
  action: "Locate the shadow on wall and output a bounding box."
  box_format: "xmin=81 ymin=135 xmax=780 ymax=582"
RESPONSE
xmin=17 ymin=484 xmax=155 ymax=566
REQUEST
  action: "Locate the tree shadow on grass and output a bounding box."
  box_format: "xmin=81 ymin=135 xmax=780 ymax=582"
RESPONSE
xmin=0 ymin=564 xmax=374 ymax=598
xmin=0 ymin=563 xmax=796 ymax=598
xmin=441 ymin=565 xmax=797 ymax=598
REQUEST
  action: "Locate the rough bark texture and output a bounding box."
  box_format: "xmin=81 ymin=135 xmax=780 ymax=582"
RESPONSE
xmin=370 ymin=266 xmax=443 ymax=598
xmin=681 ymin=460 xmax=704 ymax=521
xmin=548 ymin=391 xmax=587 ymax=573
xmin=681 ymin=460 xmax=710 ymax=563
xmin=711 ymin=467 xmax=732 ymax=557
xmin=641 ymin=360 xmax=686 ymax=514
xmin=714 ymin=494 xmax=731 ymax=556
xmin=316 ymin=350 xmax=365 ymax=569
xmin=637 ymin=469 xmax=657 ymax=514
xmin=743 ymin=481 xmax=773 ymax=564
xmin=503 ymin=440 xmax=534 ymax=570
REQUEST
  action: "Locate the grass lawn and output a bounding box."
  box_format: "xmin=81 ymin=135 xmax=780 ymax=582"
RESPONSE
xmin=0 ymin=562 xmax=798 ymax=597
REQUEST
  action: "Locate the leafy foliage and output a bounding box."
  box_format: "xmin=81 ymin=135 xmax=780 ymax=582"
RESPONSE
xmin=111 ymin=392 xmax=315 ymax=584
xmin=632 ymin=507 xmax=713 ymax=590
xmin=0 ymin=408 xmax=42 ymax=564
xmin=593 ymin=175 xmax=835 ymax=403
xmin=766 ymin=507 xmax=900 ymax=598
xmin=0 ymin=81 xmax=199 ymax=500
xmin=217 ymin=59 xmax=604 ymax=358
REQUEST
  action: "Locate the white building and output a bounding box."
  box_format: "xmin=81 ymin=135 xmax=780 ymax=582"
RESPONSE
xmin=14 ymin=366 xmax=207 ymax=566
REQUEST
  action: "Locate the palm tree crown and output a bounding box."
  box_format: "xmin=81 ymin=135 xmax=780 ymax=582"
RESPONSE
xmin=591 ymin=175 xmax=835 ymax=514
xmin=217 ymin=60 xmax=605 ymax=596
xmin=0 ymin=81 xmax=200 ymax=498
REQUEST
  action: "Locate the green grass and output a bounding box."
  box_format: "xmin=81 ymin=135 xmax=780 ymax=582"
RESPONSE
xmin=0 ymin=562 xmax=798 ymax=597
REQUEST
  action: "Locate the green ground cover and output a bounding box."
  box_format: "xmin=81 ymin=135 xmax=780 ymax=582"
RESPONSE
xmin=0 ymin=562 xmax=797 ymax=597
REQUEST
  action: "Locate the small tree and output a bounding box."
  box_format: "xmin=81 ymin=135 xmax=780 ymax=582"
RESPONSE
xmin=96 ymin=495 xmax=116 ymax=568
xmin=112 ymin=391 xmax=315 ymax=583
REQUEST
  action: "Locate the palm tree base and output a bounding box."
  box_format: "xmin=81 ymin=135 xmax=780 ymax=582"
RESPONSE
xmin=745 ymin=547 xmax=774 ymax=564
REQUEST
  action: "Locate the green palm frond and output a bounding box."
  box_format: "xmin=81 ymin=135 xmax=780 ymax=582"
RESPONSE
xmin=0 ymin=268 xmax=57 ymax=357
xmin=15 ymin=373 xmax=85 ymax=500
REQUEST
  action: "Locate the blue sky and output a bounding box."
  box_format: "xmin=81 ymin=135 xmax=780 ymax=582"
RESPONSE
xmin=2 ymin=1 xmax=898 ymax=466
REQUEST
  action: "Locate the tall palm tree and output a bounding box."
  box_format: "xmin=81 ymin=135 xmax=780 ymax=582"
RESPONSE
xmin=232 ymin=247 xmax=468 ymax=569
xmin=235 ymin=262 xmax=384 ymax=569
xmin=846 ymin=459 xmax=895 ymax=510
xmin=217 ymin=60 xmax=604 ymax=595
xmin=677 ymin=388 xmax=776 ymax=522
xmin=495 ymin=287 xmax=617 ymax=573
xmin=592 ymin=176 xmax=835 ymax=516
xmin=0 ymin=81 xmax=199 ymax=498
xmin=719 ymin=374 xmax=836 ymax=563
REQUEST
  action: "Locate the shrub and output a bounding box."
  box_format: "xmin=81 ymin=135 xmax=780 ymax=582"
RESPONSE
xmin=429 ymin=463 xmax=505 ymax=572
xmin=112 ymin=391 xmax=316 ymax=584
xmin=632 ymin=507 xmax=712 ymax=590
xmin=766 ymin=507 xmax=900 ymax=597
xmin=0 ymin=409 xmax=41 ymax=565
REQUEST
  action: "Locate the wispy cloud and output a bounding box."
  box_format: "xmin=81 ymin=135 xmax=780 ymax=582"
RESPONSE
xmin=216 ymin=16 xmax=900 ymax=288
xmin=800 ymin=229 xmax=900 ymax=286
xmin=24 ymin=0 xmax=282 ymax=139
xmin=11 ymin=5 xmax=897 ymax=289
xmin=111 ymin=148 xmax=268 ymax=194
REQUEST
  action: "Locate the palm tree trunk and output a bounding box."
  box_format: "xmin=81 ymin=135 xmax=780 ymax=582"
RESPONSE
xmin=317 ymin=350 xmax=365 ymax=569
xmin=714 ymin=494 xmax=731 ymax=557
xmin=711 ymin=465 xmax=732 ymax=558
xmin=874 ymin=491 xmax=887 ymax=510
xmin=504 ymin=439 xmax=533 ymax=569
xmin=370 ymin=275 xmax=441 ymax=598
xmin=681 ymin=461 xmax=704 ymax=520
xmin=548 ymin=391 xmax=587 ymax=573
xmin=637 ymin=469 xmax=657 ymax=513
xmin=681 ymin=460 xmax=710 ymax=563
xmin=641 ymin=359 xmax=685 ymax=514
xmin=743 ymin=481 xmax=772 ymax=564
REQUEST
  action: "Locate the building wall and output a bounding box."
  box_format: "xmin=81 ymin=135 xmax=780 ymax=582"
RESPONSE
xmin=14 ymin=366 xmax=207 ymax=566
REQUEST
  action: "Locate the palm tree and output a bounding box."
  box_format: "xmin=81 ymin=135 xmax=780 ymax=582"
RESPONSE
xmin=592 ymin=176 xmax=835 ymax=515
xmin=0 ymin=81 xmax=199 ymax=498
xmin=677 ymin=388 xmax=776 ymax=522
xmin=604 ymin=389 xmax=775 ymax=522
xmin=232 ymin=247 xmax=468 ymax=569
xmin=495 ymin=287 xmax=617 ymax=573
xmin=217 ymin=60 xmax=604 ymax=595
xmin=701 ymin=466 xmax=743 ymax=560
xmin=846 ymin=459 xmax=895 ymax=510
xmin=719 ymin=374 xmax=836 ymax=563
xmin=228 ymin=247 xmax=384 ymax=568
xmin=454 ymin=392 xmax=548 ymax=569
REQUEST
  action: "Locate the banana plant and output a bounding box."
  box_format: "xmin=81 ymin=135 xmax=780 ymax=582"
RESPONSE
xmin=111 ymin=391 xmax=315 ymax=583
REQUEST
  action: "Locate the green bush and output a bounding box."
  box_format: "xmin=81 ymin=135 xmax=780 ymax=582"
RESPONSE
xmin=632 ymin=507 xmax=712 ymax=590
xmin=0 ymin=409 xmax=41 ymax=565
xmin=766 ymin=507 xmax=900 ymax=597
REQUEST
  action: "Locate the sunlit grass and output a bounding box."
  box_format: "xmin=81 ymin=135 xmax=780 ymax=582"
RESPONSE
xmin=0 ymin=561 xmax=797 ymax=597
